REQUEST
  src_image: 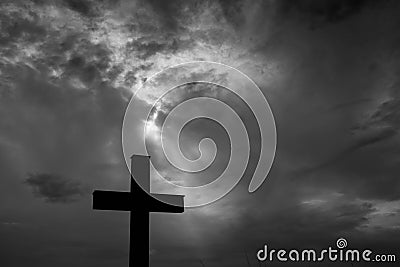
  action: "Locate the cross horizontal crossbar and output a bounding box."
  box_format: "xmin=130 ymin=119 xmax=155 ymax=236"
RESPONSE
xmin=92 ymin=190 xmax=184 ymax=213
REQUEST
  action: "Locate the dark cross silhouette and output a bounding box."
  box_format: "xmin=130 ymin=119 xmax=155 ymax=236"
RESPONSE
xmin=92 ymin=155 xmax=184 ymax=266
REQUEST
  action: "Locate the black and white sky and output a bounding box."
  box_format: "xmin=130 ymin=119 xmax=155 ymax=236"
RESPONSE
xmin=1 ymin=0 xmax=400 ymax=266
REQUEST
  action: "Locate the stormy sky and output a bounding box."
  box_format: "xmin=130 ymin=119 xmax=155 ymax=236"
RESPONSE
xmin=0 ymin=0 xmax=400 ymax=266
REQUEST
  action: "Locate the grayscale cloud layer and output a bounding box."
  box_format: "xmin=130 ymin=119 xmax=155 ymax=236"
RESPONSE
xmin=0 ymin=0 xmax=399 ymax=266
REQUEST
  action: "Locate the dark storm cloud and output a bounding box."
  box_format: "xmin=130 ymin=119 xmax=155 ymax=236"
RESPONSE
xmin=127 ymin=39 xmax=180 ymax=60
xmin=0 ymin=14 xmax=46 ymax=46
xmin=62 ymin=0 xmax=92 ymax=16
xmin=350 ymin=128 xmax=398 ymax=152
xmin=362 ymin=98 xmax=400 ymax=131
xmin=216 ymin=0 xmax=383 ymax=32
xmin=295 ymin=71 xmax=400 ymax=199
xmin=326 ymin=98 xmax=372 ymax=112
xmin=275 ymin=0 xmax=376 ymax=24
xmin=25 ymin=173 xmax=88 ymax=203
xmin=34 ymin=0 xmax=101 ymax=17
xmin=301 ymin=127 xmax=397 ymax=174
xmin=63 ymin=45 xmax=111 ymax=85
xmin=254 ymin=0 xmax=400 ymax=205
xmin=144 ymin=0 xmax=182 ymax=31
xmin=218 ymin=0 xmax=245 ymax=28
xmin=0 ymin=63 xmax=129 ymax=189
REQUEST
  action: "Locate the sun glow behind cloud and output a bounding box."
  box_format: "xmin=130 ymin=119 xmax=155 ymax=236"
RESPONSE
xmin=144 ymin=111 xmax=160 ymax=141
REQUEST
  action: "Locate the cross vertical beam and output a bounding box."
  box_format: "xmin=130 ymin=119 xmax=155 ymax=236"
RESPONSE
xmin=130 ymin=210 xmax=149 ymax=266
xmin=130 ymin=155 xmax=150 ymax=266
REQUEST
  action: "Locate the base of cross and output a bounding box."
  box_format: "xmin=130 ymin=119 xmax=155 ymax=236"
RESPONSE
xmin=92 ymin=155 xmax=184 ymax=266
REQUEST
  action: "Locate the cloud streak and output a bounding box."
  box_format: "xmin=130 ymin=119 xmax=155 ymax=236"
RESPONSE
xmin=25 ymin=173 xmax=88 ymax=203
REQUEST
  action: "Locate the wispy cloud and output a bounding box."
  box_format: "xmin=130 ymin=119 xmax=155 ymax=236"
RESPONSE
xmin=25 ymin=173 xmax=88 ymax=203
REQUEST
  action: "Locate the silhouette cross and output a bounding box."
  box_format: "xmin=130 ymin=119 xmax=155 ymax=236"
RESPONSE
xmin=92 ymin=155 xmax=184 ymax=266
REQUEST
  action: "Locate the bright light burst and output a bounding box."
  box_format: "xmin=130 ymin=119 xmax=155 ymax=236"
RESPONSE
xmin=144 ymin=112 xmax=160 ymax=140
